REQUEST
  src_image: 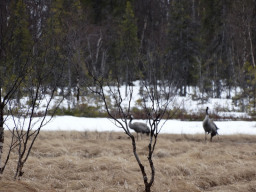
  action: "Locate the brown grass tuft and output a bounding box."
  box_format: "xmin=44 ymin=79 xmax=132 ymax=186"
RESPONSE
xmin=0 ymin=131 xmax=256 ymax=191
xmin=0 ymin=180 xmax=37 ymax=192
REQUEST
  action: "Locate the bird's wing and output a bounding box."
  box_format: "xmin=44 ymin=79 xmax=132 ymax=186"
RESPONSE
xmin=133 ymin=122 xmax=150 ymax=131
xmin=133 ymin=122 xmax=148 ymax=127
xmin=211 ymin=120 xmax=219 ymax=130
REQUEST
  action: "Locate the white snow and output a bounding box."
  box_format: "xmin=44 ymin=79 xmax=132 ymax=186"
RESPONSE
xmin=6 ymin=116 xmax=256 ymax=135
xmin=4 ymin=81 xmax=256 ymax=135
xmin=50 ymin=81 xmax=246 ymax=116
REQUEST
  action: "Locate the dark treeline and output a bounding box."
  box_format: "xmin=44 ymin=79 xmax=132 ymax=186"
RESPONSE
xmin=3 ymin=0 xmax=256 ymax=182
xmin=1 ymin=0 xmax=256 ymax=104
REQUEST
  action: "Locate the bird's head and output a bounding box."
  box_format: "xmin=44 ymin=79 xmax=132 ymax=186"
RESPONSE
xmin=128 ymin=114 xmax=134 ymax=120
xmin=125 ymin=114 xmax=132 ymax=119
xmin=206 ymin=107 xmax=209 ymax=115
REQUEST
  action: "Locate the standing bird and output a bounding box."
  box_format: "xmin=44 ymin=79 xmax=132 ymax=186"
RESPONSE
xmin=203 ymin=107 xmax=219 ymax=142
xmin=128 ymin=115 xmax=150 ymax=140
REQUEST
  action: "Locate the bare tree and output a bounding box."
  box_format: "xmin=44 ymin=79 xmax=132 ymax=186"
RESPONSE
xmin=0 ymin=0 xmax=9 ymax=172
xmin=0 ymin=64 xmax=30 ymax=174
xmin=1 ymin=56 xmax=64 ymax=178
xmin=0 ymin=0 xmax=34 ymax=173
xmin=88 ymin=71 xmax=175 ymax=191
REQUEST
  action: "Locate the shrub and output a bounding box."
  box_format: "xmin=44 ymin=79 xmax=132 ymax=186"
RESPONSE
xmin=50 ymin=104 xmax=108 ymax=117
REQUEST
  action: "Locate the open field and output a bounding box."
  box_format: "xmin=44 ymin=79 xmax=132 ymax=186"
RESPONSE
xmin=0 ymin=131 xmax=256 ymax=192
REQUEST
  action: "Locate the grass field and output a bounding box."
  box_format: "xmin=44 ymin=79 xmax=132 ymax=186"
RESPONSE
xmin=0 ymin=131 xmax=256 ymax=192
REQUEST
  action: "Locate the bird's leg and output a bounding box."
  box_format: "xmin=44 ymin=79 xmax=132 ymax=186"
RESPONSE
xmin=210 ymin=136 xmax=213 ymax=142
xmin=205 ymin=132 xmax=207 ymax=141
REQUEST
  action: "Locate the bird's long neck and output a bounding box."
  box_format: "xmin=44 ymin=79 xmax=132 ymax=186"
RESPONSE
xmin=129 ymin=118 xmax=133 ymax=128
xmin=206 ymin=108 xmax=209 ymax=115
xmin=204 ymin=114 xmax=209 ymax=122
xmin=204 ymin=109 xmax=209 ymax=122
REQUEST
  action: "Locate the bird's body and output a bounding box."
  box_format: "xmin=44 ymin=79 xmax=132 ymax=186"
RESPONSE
xmin=129 ymin=115 xmax=150 ymax=140
xmin=203 ymin=107 xmax=219 ymax=141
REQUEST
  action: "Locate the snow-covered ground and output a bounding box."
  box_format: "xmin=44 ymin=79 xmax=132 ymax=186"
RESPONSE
xmin=10 ymin=81 xmax=248 ymax=118
xmin=56 ymin=81 xmax=249 ymax=118
xmin=6 ymin=116 xmax=256 ymax=135
xmin=4 ymin=81 xmax=256 ymax=135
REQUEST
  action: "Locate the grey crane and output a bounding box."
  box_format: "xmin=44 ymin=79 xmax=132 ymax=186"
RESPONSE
xmin=203 ymin=107 xmax=219 ymax=142
xmin=128 ymin=115 xmax=150 ymax=140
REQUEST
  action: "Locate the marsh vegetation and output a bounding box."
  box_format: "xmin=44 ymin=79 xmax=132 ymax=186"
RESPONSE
xmin=1 ymin=131 xmax=255 ymax=192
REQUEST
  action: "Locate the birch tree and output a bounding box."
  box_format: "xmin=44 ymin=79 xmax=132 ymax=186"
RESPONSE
xmin=0 ymin=0 xmax=32 ymax=173
xmin=86 ymin=33 xmax=176 ymax=191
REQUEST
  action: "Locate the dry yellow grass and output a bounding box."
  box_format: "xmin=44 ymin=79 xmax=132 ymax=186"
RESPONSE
xmin=0 ymin=131 xmax=256 ymax=192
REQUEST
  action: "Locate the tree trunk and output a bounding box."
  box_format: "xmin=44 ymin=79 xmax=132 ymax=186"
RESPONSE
xmin=192 ymin=0 xmax=195 ymax=22
xmin=248 ymin=24 xmax=255 ymax=67
xmin=131 ymin=136 xmax=150 ymax=191
xmin=145 ymin=185 xmax=151 ymax=192
xmin=0 ymin=0 xmax=7 ymax=173
xmin=0 ymin=103 xmax=4 ymax=173
xmin=68 ymin=61 xmax=72 ymax=109
xmin=76 ymin=76 xmax=80 ymax=103
xmin=146 ymin=141 xmax=155 ymax=192
xmin=125 ymin=65 xmax=129 ymax=97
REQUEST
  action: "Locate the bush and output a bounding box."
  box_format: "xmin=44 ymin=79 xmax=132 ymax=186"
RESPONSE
xmin=50 ymin=103 xmax=108 ymax=117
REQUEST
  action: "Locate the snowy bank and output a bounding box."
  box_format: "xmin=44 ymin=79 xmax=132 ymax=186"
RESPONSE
xmin=6 ymin=116 xmax=256 ymax=135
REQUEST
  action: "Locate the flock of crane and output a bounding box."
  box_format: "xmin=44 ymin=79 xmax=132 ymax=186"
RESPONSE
xmin=129 ymin=107 xmax=219 ymax=142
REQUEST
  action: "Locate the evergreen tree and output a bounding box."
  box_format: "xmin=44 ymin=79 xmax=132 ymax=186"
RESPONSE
xmin=0 ymin=0 xmax=33 ymax=173
xmin=115 ymin=1 xmax=139 ymax=86
xmin=167 ymin=0 xmax=198 ymax=96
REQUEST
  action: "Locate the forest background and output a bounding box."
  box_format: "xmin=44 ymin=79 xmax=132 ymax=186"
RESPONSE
xmin=1 ymin=0 xmax=256 ymax=117
xmin=1 ymin=1 xmax=256 ymax=191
